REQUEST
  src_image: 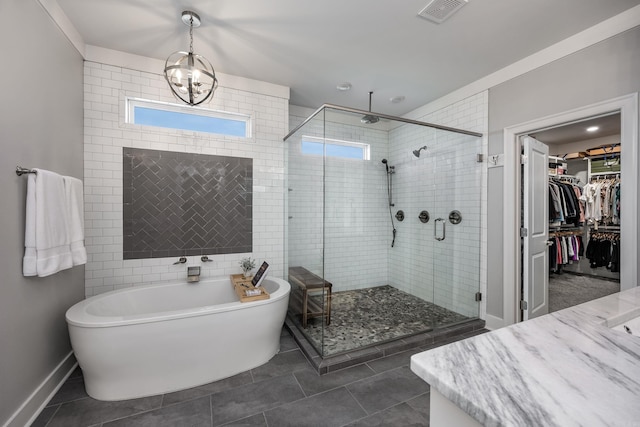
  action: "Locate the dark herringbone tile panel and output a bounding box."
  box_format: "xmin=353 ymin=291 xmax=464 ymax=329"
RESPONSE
xmin=123 ymin=148 xmax=252 ymax=259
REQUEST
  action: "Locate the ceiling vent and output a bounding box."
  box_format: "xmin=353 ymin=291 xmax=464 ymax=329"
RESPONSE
xmin=418 ymin=0 xmax=468 ymax=24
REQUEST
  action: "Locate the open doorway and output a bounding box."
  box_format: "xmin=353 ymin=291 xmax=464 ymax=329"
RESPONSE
xmin=502 ymin=93 xmax=637 ymax=327
xmin=525 ymin=113 xmax=621 ymax=314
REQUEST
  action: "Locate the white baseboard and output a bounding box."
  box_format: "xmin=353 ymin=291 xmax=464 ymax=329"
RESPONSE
xmin=483 ymin=314 xmax=504 ymax=330
xmin=3 ymin=352 xmax=77 ymax=427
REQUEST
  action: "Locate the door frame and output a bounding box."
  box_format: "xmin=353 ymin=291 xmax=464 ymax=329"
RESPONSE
xmin=502 ymin=93 xmax=638 ymax=326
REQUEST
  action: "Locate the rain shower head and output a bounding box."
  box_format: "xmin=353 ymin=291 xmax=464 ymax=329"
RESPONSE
xmin=361 ymin=91 xmax=380 ymax=124
xmin=413 ymin=146 xmax=428 ymax=157
xmin=362 ymin=114 xmax=380 ymax=124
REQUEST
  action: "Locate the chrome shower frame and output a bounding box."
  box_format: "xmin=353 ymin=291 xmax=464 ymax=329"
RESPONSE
xmin=283 ymin=102 xmax=485 ymax=359
xmin=284 ymin=103 xmax=483 ymax=141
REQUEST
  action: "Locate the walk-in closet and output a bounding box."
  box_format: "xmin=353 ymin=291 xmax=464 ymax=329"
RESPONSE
xmin=531 ymin=113 xmax=621 ymax=313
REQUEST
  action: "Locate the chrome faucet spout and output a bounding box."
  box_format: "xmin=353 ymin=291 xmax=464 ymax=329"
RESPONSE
xmin=187 ymin=266 xmax=201 ymax=283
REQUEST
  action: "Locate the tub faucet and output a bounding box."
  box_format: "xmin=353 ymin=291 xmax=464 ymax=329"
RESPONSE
xmin=187 ymin=266 xmax=201 ymax=283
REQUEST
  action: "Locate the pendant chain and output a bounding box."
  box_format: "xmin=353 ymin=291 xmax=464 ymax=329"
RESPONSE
xmin=189 ymin=17 xmax=194 ymax=54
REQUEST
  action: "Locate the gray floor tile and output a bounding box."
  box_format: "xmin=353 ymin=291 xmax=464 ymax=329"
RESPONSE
xmin=406 ymin=392 xmax=431 ymax=421
xmin=346 ymin=367 xmax=429 ymax=414
xmin=220 ymin=413 xmax=267 ymax=426
xmin=211 ymin=374 xmax=305 ymax=426
xmin=345 ymin=402 xmax=428 ymax=426
xmin=294 ymin=364 xmax=375 ymax=396
xmin=103 ymin=396 xmax=211 ymax=426
xmin=48 ymin=377 xmax=89 ymax=405
xmin=264 ymin=387 xmax=366 ymax=427
xmin=279 ymin=333 xmax=299 ymax=352
xmin=162 ymin=371 xmax=253 ymax=407
xmin=46 ymin=395 xmax=162 ymax=427
xmin=250 ymin=349 xmax=312 ymax=382
xmin=31 ymin=405 xmax=60 ymax=427
xmin=366 ymin=348 xmax=425 ymax=374
xmin=69 ymin=366 xmax=84 ymax=379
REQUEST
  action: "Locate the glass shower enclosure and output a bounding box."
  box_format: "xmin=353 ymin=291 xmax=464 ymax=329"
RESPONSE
xmin=284 ymin=104 xmax=483 ymax=358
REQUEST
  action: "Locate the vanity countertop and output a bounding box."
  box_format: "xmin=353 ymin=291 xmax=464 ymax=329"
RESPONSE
xmin=411 ymin=287 xmax=640 ymax=426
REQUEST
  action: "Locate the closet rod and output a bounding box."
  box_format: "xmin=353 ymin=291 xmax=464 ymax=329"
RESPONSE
xmin=550 ymin=175 xmax=580 ymax=182
xmin=550 ymin=231 xmax=582 ymax=236
xmin=590 ymin=225 xmax=621 ymax=231
xmin=590 ymin=171 xmax=620 ymax=177
xmin=16 ymin=166 xmax=36 ymax=176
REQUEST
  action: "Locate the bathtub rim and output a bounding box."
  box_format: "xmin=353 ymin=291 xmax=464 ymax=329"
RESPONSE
xmin=66 ymin=276 xmax=290 ymax=329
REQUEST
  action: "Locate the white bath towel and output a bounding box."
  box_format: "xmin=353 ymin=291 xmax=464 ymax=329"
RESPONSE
xmin=63 ymin=175 xmax=87 ymax=266
xmin=23 ymin=169 xmax=73 ymax=277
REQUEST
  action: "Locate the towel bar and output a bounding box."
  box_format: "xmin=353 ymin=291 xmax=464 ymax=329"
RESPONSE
xmin=16 ymin=166 xmax=36 ymax=176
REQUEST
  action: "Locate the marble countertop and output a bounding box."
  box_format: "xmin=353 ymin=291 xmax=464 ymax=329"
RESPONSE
xmin=411 ymin=287 xmax=640 ymax=427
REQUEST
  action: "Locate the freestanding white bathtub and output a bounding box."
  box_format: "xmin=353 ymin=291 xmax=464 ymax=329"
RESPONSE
xmin=66 ymin=276 xmax=291 ymax=401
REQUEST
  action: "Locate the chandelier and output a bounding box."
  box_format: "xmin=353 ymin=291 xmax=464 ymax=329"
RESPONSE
xmin=164 ymin=11 xmax=218 ymax=106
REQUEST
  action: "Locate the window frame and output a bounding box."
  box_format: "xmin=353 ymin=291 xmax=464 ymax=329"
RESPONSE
xmin=125 ymin=97 xmax=252 ymax=138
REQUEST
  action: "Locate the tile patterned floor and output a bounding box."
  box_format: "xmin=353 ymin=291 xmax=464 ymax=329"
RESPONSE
xmin=300 ymin=285 xmax=471 ymax=355
xmin=34 ymin=328 xmax=487 ymax=427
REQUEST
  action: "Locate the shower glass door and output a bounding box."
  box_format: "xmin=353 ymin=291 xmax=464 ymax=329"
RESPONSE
xmin=429 ymin=130 xmax=483 ymax=327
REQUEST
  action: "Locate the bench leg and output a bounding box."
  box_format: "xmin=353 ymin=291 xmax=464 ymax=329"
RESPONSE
xmin=325 ymin=288 xmax=331 ymax=326
xmin=302 ymin=289 xmax=308 ymax=328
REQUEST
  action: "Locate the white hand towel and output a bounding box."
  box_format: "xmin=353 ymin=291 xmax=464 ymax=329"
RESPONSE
xmin=23 ymin=169 xmax=73 ymax=277
xmin=23 ymin=174 xmax=38 ymax=276
xmin=63 ymin=175 xmax=87 ymax=266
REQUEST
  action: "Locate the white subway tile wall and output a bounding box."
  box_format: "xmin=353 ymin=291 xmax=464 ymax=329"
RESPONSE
xmin=388 ymin=92 xmax=488 ymax=317
xmin=287 ymin=112 xmax=390 ymax=291
xmin=287 ymin=92 xmax=488 ymax=318
xmin=83 ymin=61 xmax=288 ymax=296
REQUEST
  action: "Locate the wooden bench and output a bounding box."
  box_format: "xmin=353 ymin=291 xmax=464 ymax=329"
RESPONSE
xmin=288 ymin=266 xmax=332 ymax=327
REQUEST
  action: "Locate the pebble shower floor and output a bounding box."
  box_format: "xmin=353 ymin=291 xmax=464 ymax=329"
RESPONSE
xmin=302 ymin=285 xmax=470 ymax=355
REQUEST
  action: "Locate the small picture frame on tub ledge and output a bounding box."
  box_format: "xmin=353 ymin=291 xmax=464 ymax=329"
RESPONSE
xmin=251 ymin=261 xmax=270 ymax=288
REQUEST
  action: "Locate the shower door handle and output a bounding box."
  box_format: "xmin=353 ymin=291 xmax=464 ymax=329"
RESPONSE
xmin=434 ymin=218 xmax=446 ymax=241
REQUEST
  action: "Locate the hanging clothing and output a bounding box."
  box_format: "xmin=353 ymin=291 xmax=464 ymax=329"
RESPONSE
xmin=612 ymin=182 xmax=621 ymax=225
xmin=582 ymin=177 xmax=620 ymax=225
xmin=549 ymin=179 xmax=583 ymax=226
xmin=585 ymin=231 xmax=619 ymax=270
xmin=548 ymin=234 xmax=582 ymax=273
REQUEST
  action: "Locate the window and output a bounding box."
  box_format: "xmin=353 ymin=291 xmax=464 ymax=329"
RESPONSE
xmin=301 ymin=136 xmax=370 ymax=160
xmin=126 ymin=98 xmax=251 ymax=138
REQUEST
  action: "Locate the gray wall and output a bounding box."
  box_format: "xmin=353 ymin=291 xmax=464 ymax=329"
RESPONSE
xmin=0 ymin=1 xmax=84 ymax=425
xmin=486 ymin=26 xmax=640 ymax=323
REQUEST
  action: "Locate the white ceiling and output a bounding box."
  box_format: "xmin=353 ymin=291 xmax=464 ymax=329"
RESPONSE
xmin=56 ymin=0 xmax=640 ymax=116
xmin=531 ymin=114 xmax=621 ymax=146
